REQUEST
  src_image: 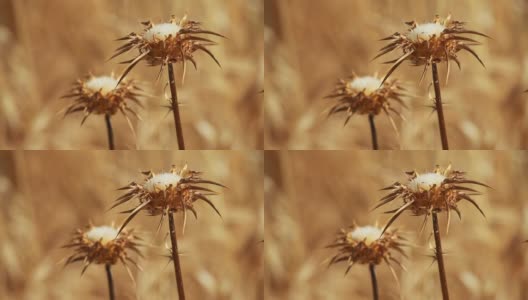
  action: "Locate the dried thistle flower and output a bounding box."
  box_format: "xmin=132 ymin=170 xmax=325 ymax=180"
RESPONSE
xmin=63 ymin=224 xmax=143 ymax=278
xmin=62 ymin=74 xmax=143 ymax=126
xmin=113 ymin=164 xmax=225 ymax=233
xmin=326 ymin=74 xmax=407 ymax=127
xmin=376 ymin=164 xmax=489 ymax=233
xmin=327 ymin=224 xmax=406 ymax=277
xmin=112 ymin=14 xmax=224 ymax=83
xmin=376 ymin=14 xmax=488 ymax=84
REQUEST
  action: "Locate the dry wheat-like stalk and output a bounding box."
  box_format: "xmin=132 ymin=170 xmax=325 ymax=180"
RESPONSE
xmin=327 ymin=224 xmax=407 ymax=300
xmin=377 ymin=164 xmax=488 ymax=300
xmin=111 ymin=15 xmax=224 ymax=149
xmin=376 ymin=14 xmax=488 ymax=150
xmin=113 ymin=164 xmax=224 ymax=300
xmin=62 ymin=74 xmax=144 ymax=149
xmin=325 ymin=74 xmax=407 ymax=149
xmin=62 ymin=224 xmax=143 ymax=300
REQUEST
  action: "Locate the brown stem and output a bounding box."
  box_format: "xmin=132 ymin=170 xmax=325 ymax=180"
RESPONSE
xmin=368 ymin=114 xmax=379 ymax=150
xmin=431 ymin=63 xmax=449 ymax=150
xmin=167 ymin=63 xmax=186 ymax=150
xmin=104 ymin=114 xmax=115 ymax=150
xmin=168 ymin=212 xmax=186 ymax=299
xmin=369 ymin=263 xmax=379 ymax=300
xmin=432 ymin=212 xmax=450 ymax=300
xmin=105 ymin=264 xmax=115 ymax=300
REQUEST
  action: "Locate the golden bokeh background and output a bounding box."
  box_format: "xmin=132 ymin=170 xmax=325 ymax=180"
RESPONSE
xmin=265 ymin=0 xmax=528 ymax=149
xmin=0 ymin=151 xmax=263 ymax=299
xmin=265 ymin=151 xmax=528 ymax=299
xmin=0 ymin=0 xmax=263 ymax=149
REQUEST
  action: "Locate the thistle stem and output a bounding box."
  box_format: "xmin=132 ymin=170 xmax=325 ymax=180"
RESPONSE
xmin=432 ymin=212 xmax=450 ymax=300
xmin=368 ymin=114 xmax=379 ymax=150
xmin=167 ymin=63 xmax=186 ymax=150
xmin=431 ymin=63 xmax=449 ymax=150
xmin=168 ymin=212 xmax=186 ymax=300
xmin=105 ymin=264 xmax=115 ymax=300
xmin=104 ymin=114 xmax=115 ymax=150
xmin=369 ymin=263 xmax=379 ymax=300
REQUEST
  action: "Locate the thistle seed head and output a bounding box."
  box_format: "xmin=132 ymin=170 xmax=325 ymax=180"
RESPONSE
xmin=113 ymin=164 xmax=225 ymax=233
xmin=62 ymin=74 xmax=143 ymax=125
xmin=63 ymin=224 xmax=142 ymax=275
xmin=327 ymin=224 xmax=406 ymax=274
xmin=325 ymin=74 xmax=407 ymax=127
xmin=377 ymin=164 xmax=489 ymax=233
xmin=112 ymin=15 xmax=224 ymax=84
xmin=377 ymin=14 xmax=488 ymax=83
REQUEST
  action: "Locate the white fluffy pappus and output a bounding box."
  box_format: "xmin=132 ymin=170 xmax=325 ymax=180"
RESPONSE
xmin=144 ymin=23 xmax=182 ymax=41
xmin=144 ymin=173 xmax=183 ymax=192
xmin=347 ymin=225 xmax=383 ymax=245
xmin=86 ymin=226 xmax=119 ymax=245
xmin=407 ymin=23 xmax=446 ymax=41
xmin=347 ymin=76 xmax=383 ymax=96
xmin=85 ymin=76 xmax=118 ymax=95
xmin=408 ymin=173 xmax=446 ymax=192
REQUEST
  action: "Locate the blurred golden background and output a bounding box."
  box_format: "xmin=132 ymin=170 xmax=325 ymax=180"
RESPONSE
xmin=265 ymin=151 xmax=528 ymax=299
xmin=265 ymin=0 xmax=528 ymax=149
xmin=0 ymin=0 xmax=263 ymax=149
xmin=0 ymin=150 xmax=263 ymax=299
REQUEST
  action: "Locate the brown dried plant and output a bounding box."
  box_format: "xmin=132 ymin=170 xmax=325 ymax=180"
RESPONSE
xmin=63 ymin=224 xmax=143 ymax=299
xmin=111 ymin=14 xmax=224 ymax=149
xmin=325 ymin=74 xmax=407 ymax=149
xmin=376 ymin=164 xmax=488 ymax=300
xmin=62 ymin=74 xmax=144 ymax=149
xmin=327 ymin=224 xmax=406 ymax=300
xmin=376 ymin=14 xmax=488 ymax=150
xmin=113 ymin=164 xmax=224 ymax=300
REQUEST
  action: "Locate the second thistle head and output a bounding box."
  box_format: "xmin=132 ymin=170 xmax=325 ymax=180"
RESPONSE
xmin=63 ymin=224 xmax=143 ymax=277
xmin=325 ymin=73 xmax=407 ymax=129
xmin=62 ymin=74 xmax=143 ymax=125
xmin=327 ymin=224 xmax=406 ymax=275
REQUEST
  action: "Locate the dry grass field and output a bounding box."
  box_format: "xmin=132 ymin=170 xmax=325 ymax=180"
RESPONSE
xmin=265 ymin=0 xmax=528 ymax=149
xmin=0 ymin=150 xmax=263 ymax=299
xmin=0 ymin=0 xmax=263 ymax=150
xmin=265 ymin=151 xmax=528 ymax=299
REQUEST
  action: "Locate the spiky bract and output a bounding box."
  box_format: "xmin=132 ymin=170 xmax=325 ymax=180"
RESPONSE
xmin=113 ymin=165 xmax=224 ymax=233
xmin=377 ymin=164 xmax=488 ymax=233
xmin=112 ymin=15 xmax=224 ymax=83
xmin=377 ymin=14 xmax=488 ymax=83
